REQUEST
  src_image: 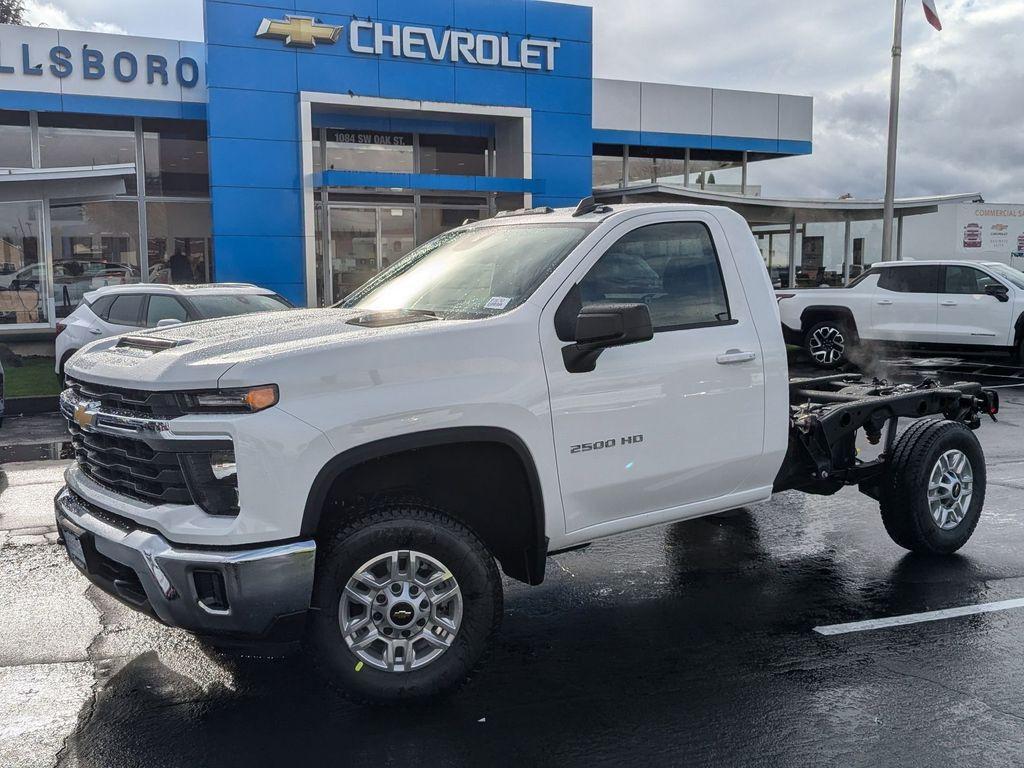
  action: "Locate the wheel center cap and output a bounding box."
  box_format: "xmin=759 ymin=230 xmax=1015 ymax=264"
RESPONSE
xmin=389 ymin=602 xmax=415 ymax=626
xmin=952 ymin=482 xmax=962 ymax=498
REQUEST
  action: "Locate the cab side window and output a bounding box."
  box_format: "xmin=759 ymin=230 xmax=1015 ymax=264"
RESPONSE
xmin=105 ymin=295 xmax=145 ymax=326
xmin=577 ymin=222 xmax=731 ymax=331
xmin=88 ymin=295 xmax=115 ymax=320
xmin=146 ymin=295 xmax=188 ymax=325
xmin=943 ymin=266 xmax=999 ymax=294
xmin=877 ymin=265 xmax=940 ymax=293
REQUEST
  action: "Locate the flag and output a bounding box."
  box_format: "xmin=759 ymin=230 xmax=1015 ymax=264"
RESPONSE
xmin=922 ymin=0 xmax=942 ymax=31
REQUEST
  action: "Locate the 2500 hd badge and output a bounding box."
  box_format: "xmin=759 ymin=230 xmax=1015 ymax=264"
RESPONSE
xmin=570 ymin=435 xmax=645 ymax=454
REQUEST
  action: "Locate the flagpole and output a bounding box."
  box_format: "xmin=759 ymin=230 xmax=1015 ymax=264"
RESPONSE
xmin=881 ymin=0 xmax=906 ymax=262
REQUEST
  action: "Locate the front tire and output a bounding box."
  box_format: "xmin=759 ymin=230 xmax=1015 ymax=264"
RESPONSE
xmin=879 ymin=420 xmax=986 ymax=554
xmin=309 ymin=503 xmax=502 ymax=704
xmin=805 ymin=320 xmax=849 ymax=369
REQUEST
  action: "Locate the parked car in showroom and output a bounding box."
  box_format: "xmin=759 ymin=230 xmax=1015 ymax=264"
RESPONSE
xmin=777 ymin=260 xmax=1024 ymax=368
xmin=55 ymin=283 xmax=293 ymax=376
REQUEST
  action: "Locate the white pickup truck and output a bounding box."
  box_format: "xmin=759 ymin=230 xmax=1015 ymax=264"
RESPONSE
xmin=777 ymin=260 xmax=1024 ymax=368
xmin=55 ymin=201 xmax=999 ymax=703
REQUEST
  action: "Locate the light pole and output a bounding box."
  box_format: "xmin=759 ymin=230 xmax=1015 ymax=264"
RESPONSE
xmin=881 ymin=0 xmax=906 ymax=263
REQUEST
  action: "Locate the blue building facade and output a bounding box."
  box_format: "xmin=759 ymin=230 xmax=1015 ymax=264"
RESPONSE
xmin=0 ymin=1 xmax=812 ymax=335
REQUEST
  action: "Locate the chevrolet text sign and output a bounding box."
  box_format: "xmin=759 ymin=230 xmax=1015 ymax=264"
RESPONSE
xmin=257 ymin=16 xmax=561 ymax=71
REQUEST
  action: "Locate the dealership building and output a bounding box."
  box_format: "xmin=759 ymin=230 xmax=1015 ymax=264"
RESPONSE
xmin=0 ymin=0 xmax=815 ymax=339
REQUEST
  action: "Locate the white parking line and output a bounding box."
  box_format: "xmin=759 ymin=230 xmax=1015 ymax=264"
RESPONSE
xmin=814 ymin=597 xmax=1024 ymax=636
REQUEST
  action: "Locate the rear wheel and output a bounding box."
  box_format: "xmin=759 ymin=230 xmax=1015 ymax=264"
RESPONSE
xmin=805 ymin=320 xmax=849 ymax=369
xmin=879 ymin=420 xmax=986 ymax=554
xmin=308 ymin=502 xmax=502 ymax=704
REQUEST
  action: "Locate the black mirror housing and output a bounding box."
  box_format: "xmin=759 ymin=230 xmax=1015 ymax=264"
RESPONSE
xmin=562 ymin=303 xmax=654 ymax=373
xmin=985 ymin=283 xmax=1010 ymax=302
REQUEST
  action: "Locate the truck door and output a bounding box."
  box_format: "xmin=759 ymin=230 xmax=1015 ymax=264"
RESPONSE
xmin=935 ymin=265 xmax=1014 ymax=347
xmin=540 ymin=214 xmax=767 ymax=535
xmin=870 ymin=265 xmax=941 ymax=342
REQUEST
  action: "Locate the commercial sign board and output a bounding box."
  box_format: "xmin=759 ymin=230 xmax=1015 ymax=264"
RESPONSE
xmin=957 ymin=204 xmax=1024 ymax=262
xmin=0 ymin=24 xmax=206 ymax=104
xmin=256 ymin=15 xmax=561 ymax=71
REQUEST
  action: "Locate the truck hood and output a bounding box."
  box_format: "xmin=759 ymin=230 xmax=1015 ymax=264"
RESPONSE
xmin=66 ymin=308 xmax=435 ymax=390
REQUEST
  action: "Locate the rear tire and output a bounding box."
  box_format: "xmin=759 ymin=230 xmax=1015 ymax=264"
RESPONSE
xmin=804 ymin=319 xmax=850 ymax=369
xmin=308 ymin=502 xmax=502 ymax=704
xmin=879 ymin=420 xmax=986 ymax=555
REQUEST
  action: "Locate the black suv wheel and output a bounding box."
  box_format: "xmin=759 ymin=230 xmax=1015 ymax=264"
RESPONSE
xmin=805 ymin=319 xmax=850 ymax=369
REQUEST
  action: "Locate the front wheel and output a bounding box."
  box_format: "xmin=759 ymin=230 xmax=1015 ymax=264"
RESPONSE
xmin=879 ymin=420 xmax=986 ymax=554
xmin=308 ymin=503 xmax=502 ymax=704
xmin=805 ymin=320 xmax=850 ymax=369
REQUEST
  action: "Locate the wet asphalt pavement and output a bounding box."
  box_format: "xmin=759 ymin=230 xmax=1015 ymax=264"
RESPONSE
xmin=3 ymin=380 xmax=1024 ymax=766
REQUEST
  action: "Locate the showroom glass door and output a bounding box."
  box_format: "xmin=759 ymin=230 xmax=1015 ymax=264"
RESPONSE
xmin=322 ymin=205 xmax=416 ymax=305
xmin=328 ymin=207 xmax=379 ymax=304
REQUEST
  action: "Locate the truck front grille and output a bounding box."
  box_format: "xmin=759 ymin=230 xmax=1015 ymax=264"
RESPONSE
xmin=65 ymin=378 xmax=185 ymax=419
xmin=69 ymin=422 xmax=194 ymax=505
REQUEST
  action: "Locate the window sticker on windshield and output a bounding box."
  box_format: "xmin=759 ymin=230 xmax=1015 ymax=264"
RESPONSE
xmin=484 ymin=296 xmax=512 ymax=310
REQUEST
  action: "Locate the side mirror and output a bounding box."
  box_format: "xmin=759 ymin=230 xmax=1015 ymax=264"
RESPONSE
xmin=562 ymin=303 xmax=654 ymax=373
xmin=985 ymin=283 xmax=1010 ymax=302
xmin=156 ymin=318 xmax=183 ymax=328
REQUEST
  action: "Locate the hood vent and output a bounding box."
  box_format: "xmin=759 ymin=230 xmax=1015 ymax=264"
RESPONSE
xmin=116 ymin=335 xmax=183 ymax=352
xmin=347 ymin=311 xmax=439 ymax=329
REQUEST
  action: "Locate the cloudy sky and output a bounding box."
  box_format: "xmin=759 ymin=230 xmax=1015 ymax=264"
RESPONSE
xmin=20 ymin=0 xmax=1024 ymax=202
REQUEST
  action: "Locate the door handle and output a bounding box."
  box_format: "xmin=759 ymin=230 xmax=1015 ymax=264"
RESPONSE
xmin=941 ymin=300 xmax=958 ymax=306
xmin=877 ymin=299 xmax=893 ymax=306
xmin=89 ymin=328 xmax=103 ymax=335
xmin=717 ymin=350 xmax=757 ymax=365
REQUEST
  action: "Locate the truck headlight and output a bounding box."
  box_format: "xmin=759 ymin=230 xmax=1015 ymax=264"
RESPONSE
xmin=179 ymin=450 xmax=239 ymax=516
xmin=182 ymin=385 xmax=279 ymax=414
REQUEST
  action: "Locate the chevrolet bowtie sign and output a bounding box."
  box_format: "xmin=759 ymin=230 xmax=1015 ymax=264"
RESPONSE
xmin=256 ymin=16 xmax=560 ymax=71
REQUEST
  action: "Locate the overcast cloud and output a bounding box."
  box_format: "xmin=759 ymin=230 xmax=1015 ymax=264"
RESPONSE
xmin=21 ymin=0 xmax=1024 ymax=202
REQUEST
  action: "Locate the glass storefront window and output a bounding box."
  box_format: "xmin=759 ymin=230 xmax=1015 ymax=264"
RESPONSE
xmin=325 ymin=129 xmax=415 ymax=174
xmin=420 ymin=207 xmax=486 ymax=245
xmin=593 ymin=154 xmax=624 ymax=189
xmin=328 ymin=207 xmax=379 ymax=301
xmin=0 ymin=110 xmax=32 ymax=170
xmin=39 ymin=114 xmax=137 ymax=194
xmin=142 ymin=119 xmax=209 ymax=198
xmin=0 ymin=201 xmax=45 ymax=324
xmin=146 ymin=201 xmax=212 ymax=284
xmin=654 ymin=158 xmax=687 ymax=184
xmin=50 ymin=201 xmax=140 ymax=318
xmin=419 ymin=134 xmax=488 ymax=176
xmin=626 ymin=154 xmax=656 ymax=186
xmin=687 ymin=158 xmax=743 ymax=192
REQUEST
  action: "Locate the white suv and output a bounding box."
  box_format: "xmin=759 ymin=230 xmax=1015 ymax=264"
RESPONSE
xmin=777 ymin=261 xmax=1024 ymax=368
xmin=55 ymin=283 xmax=293 ymax=375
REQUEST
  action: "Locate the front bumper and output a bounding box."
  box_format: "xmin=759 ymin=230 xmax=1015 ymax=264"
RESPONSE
xmin=55 ymin=486 xmax=316 ymax=641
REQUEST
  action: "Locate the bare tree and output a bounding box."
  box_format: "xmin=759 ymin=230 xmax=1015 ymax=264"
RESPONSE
xmin=0 ymin=0 xmax=25 ymax=25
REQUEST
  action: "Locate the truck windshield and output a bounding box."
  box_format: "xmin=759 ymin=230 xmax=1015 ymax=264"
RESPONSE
xmin=341 ymin=223 xmax=594 ymax=319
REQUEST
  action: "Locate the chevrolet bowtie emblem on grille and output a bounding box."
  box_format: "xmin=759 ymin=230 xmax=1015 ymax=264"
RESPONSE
xmin=256 ymin=16 xmax=342 ymax=48
xmin=73 ymin=402 xmax=99 ymax=430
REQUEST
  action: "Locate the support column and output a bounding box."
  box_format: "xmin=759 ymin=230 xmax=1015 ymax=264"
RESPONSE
xmin=896 ymin=214 xmax=904 ymax=261
xmin=843 ymin=220 xmax=852 ymax=285
xmin=741 ymin=152 xmax=748 ymax=195
xmin=683 ymin=148 xmax=690 ymax=188
xmin=788 ymin=216 xmax=797 ymax=288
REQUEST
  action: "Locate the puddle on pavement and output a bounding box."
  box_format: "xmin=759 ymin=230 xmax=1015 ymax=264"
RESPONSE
xmin=0 ymin=441 xmax=74 ymax=463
